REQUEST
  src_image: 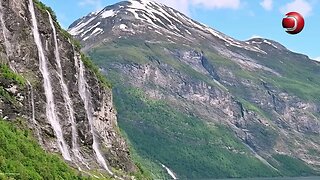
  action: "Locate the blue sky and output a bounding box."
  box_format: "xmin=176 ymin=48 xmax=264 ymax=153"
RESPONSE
xmin=40 ymin=0 xmax=320 ymax=60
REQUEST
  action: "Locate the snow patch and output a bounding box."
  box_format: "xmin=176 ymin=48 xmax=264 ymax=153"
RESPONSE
xmin=83 ymin=28 xmax=103 ymax=41
xmin=206 ymin=28 xmax=266 ymax=54
xmin=83 ymin=36 xmax=89 ymax=41
xmin=129 ymin=0 xmax=149 ymax=10
xmin=127 ymin=0 xmax=185 ymax=34
xmin=101 ymin=9 xmax=115 ymax=18
xmin=263 ymin=39 xmax=278 ymax=49
xmin=126 ymin=9 xmax=141 ymax=20
xmin=249 ymin=39 xmax=278 ymax=49
xmin=185 ymin=29 xmax=192 ymax=35
xmin=119 ymin=24 xmax=127 ymax=30
xmin=69 ymin=17 xmax=96 ymax=36
xmin=81 ymin=22 xmax=101 ymax=37
xmin=312 ymin=57 xmax=320 ymax=62
xmin=89 ymin=9 xmax=101 ymax=16
xmin=155 ymin=30 xmax=163 ymax=35
xmin=250 ymin=40 xmax=262 ymax=44
xmin=91 ymin=27 xmax=103 ymax=36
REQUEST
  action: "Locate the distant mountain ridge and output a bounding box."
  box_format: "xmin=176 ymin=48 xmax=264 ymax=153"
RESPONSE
xmin=69 ymin=0 xmax=288 ymax=53
xmin=69 ymin=0 xmax=320 ymax=179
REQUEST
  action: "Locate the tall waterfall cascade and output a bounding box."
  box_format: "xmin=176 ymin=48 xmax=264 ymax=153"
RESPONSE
xmin=75 ymin=54 xmax=114 ymax=175
xmin=28 ymin=0 xmax=71 ymax=161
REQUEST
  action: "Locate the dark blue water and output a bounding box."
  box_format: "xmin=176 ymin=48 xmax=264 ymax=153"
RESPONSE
xmin=219 ymin=177 xmax=320 ymax=180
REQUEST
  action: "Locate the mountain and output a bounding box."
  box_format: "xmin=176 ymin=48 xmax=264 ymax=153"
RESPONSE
xmin=68 ymin=0 xmax=320 ymax=179
xmin=0 ymin=0 xmax=142 ymax=179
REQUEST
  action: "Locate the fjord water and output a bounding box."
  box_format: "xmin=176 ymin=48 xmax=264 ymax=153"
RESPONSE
xmin=28 ymin=0 xmax=71 ymax=160
xmin=76 ymin=55 xmax=113 ymax=174
xmin=220 ymin=177 xmax=320 ymax=180
xmin=47 ymin=11 xmax=84 ymax=166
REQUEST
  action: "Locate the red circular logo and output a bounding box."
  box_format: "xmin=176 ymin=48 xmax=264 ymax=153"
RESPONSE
xmin=282 ymin=12 xmax=305 ymax=34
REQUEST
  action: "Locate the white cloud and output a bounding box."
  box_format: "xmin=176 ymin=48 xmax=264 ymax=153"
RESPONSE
xmin=248 ymin=35 xmax=263 ymax=39
xmin=153 ymin=0 xmax=190 ymax=15
xmin=78 ymin=0 xmax=102 ymax=11
xmin=190 ymin=0 xmax=241 ymax=9
xmin=154 ymin=0 xmax=242 ymax=15
xmin=78 ymin=0 xmax=242 ymax=16
xmin=260 ymin=0 xmax=273 ymax=11
xmin=280 ymin=0 xmax=312 ymax=17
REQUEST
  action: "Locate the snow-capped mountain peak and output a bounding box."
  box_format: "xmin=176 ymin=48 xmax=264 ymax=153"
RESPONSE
xmin=68 ymin=0 xmax=287 ymax=54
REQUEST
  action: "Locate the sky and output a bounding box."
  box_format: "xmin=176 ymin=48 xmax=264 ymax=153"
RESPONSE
xmin=40 ymin=0 xmax=320 ymax=60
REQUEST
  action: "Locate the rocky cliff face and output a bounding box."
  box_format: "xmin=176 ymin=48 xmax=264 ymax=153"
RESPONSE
xmin=0 ymin=0 xmax=136 ymax=178
xmin=69 ymin=0 xmax=320 ymax=179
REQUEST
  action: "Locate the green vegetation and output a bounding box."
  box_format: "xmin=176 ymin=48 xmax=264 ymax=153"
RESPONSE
xmin=0 ymin=86 xmax=17 ymax=106
xmin=0 ymin=63 xmax=98 ymax=179
xmin=238 ymin=98 xmax=274 ymax=121
xmin=113 ymin=86 xmax=279 ymax=179
xmin=33 ymin=0 xmax=57 ymax=22
xmin=202 ymin=46 xmax=320 ymax=103
xmin=0 ymin=63 xmax=25 ymax=106
xmin=0 ymin=119 xmax=86 ymax=179
xmin=33 ymin=0 xmax=81 ymax=50
xmin=118 ymin=130 xmax=157 ymax=180
xmin=87 ymin=38 xmax=320 ymax=178
xmin=270 ymin=76 xmax=320 ymax=102
xmin=62 ymin=29 xmax=82 ymax=50
xmin=269 ymin=154 xmax=319 ymax=177
xmin=252 ymin=54 xmax=320 ymax=102
xmin=89 ymin=39 xmax=226 ymax=91
xmin=0 ymin=64 xmax=26 ymax=86
xmin=308 ymin=148 xmax=320 ymax=157
xmin=81 ymin=53 xmax=112 ymax=89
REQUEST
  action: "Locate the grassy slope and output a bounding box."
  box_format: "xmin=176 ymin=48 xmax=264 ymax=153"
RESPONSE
xmin=113 ymin=86 xmax=279 ymax=179
xmin=0 ymin=119 xmax=88 ymax=180
xmin=269 ymin=154 xmax=318 ymax=177
xmin=245 ymin=51 xmax=320 ymax=102
xmin=0 ymin=64 xmax=88 ymax=179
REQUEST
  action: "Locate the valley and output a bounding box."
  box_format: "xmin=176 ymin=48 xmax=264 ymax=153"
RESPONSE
xmin=69 ymin=0 xmax=320 ymax=179
xmin=0 ymin=0 xmax=320 ymax=179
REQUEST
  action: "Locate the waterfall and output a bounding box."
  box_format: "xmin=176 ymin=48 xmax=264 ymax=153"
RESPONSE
xmin=161 ymin=164 xmax=178 ymax=180
xmin=75 ymin=55 xmax=113 ymax=175
xmin=1 ymin=2 xmax=41 ymax=145
xmin=28 ymin=0 xmax=71 ymax=161
xmin=26 ymin=80 xmax=43 ymax=145
xmin=47 ymin=11 xmax=85 ymax=165
xmin=0 ymin=1 xmax=16 ymax=72
xmin=0 ymin=2 xmax=10 ymax=56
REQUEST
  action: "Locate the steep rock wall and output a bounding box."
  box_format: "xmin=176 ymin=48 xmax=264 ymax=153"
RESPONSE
xmin=0 ymin=0 xmax=136 ymax=177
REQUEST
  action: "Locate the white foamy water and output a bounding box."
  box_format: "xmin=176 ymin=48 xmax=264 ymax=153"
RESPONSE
xmin=0 ymin=1 xmax=16 ymax=72
xmin=47 ymin=11 xmax=85 ymax=165
xmin=28 ymin=0 xmax=71 ymax=160
xmin=161 ymin=164 xmax=178 ymax=179
xmin=76 ymin=55 xmax=113 ymax=175
xmin=26 ymin=80 xmax=43 ymax=145
xmin=0 ymin=3 xmax=10 ymax=56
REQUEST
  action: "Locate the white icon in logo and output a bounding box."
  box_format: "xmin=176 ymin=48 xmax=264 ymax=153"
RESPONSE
xmin=284 ymin=15 xmax=298 ymax=32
